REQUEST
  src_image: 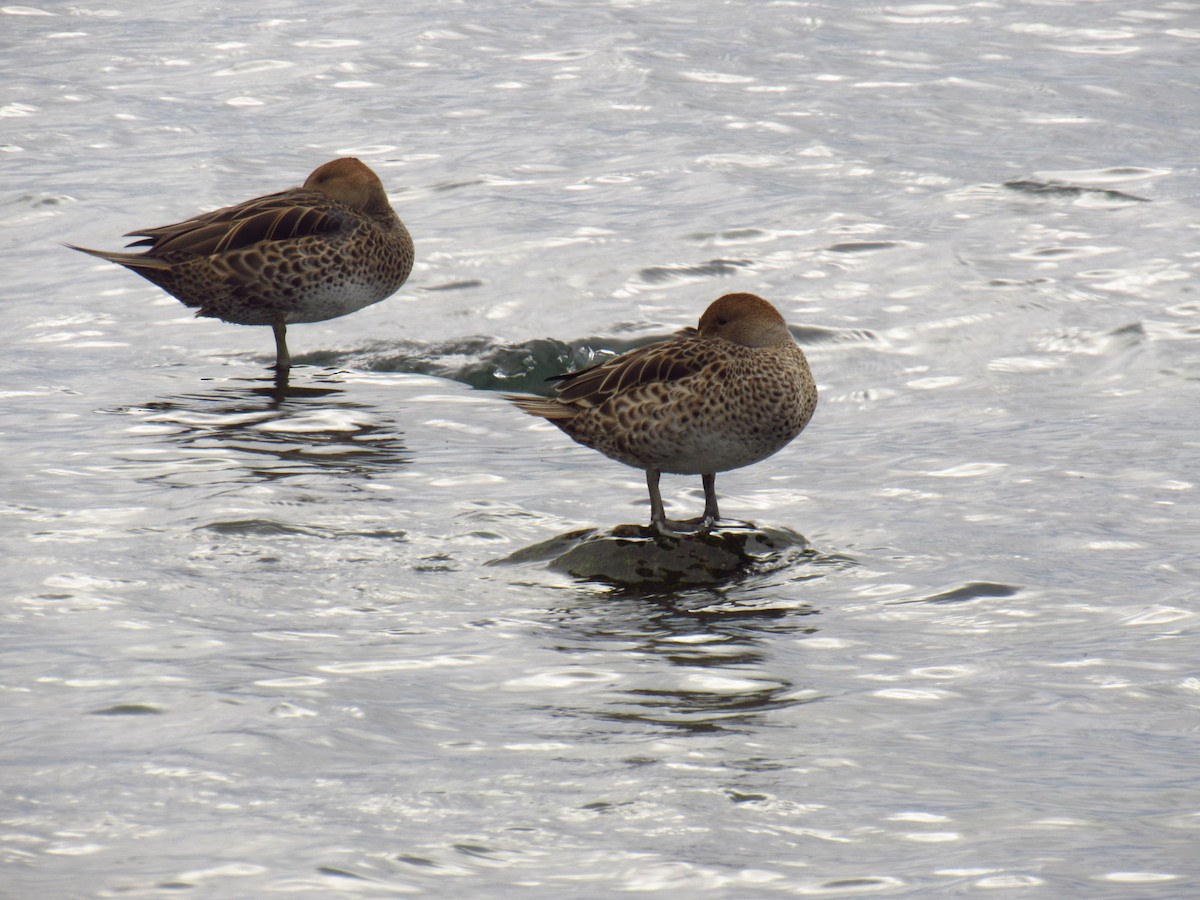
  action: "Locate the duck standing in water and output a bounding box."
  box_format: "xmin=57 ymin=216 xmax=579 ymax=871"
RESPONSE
xmin=508 ymin=292 xmax=818 ymax=536
xmin=68 ymin=157 xmax=414 ymax=375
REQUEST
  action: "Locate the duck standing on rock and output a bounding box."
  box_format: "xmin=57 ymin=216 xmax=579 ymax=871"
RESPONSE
xmin=68 ymin=157 xmax=414 ymax=375
xmin=508 ymin=292 xmax=818 ymax=537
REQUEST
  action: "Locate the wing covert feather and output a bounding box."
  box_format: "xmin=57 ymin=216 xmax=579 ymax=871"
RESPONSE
xmin=549 ymin=336 xmax=708 ymax=406
xmin=122 ymin=190 xmax=341 ymax=256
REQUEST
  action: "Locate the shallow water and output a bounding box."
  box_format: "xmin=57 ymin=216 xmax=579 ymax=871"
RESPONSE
xmin=4 ymin=0 xmax=1200 ymax=897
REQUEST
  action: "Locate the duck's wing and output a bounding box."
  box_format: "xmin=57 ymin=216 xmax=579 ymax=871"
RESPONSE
xmin=122 ymin=188 xmax=345 ymax=257
xmin=547 ymin=328 xmax=705 ymax=408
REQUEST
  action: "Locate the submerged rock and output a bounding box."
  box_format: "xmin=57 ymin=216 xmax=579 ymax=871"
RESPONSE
xmin=491 ymin=521 xmax=811 ymax=589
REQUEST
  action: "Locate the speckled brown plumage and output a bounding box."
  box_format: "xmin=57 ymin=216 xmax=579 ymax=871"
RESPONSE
xmin=508 ymin=292 xmax=818 ymax=535
xmin=67 ymin=157 xmax=414 ymax=372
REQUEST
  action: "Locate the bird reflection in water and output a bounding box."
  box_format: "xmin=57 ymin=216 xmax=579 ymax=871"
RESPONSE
xmin=113 ymin=372 xmax=411 ymax=484
xmin=490 ymin=525 xmax=853 ymax=734
xmin=542 ymin=579 xmax=827 ymax=735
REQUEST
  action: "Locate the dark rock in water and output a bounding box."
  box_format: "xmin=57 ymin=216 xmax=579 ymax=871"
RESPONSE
xmin=492 ymin=528 xmax=597 ymax=566
xmin=490 ymin=521 xmax=811 ymax=589
xmin=1002 ymin=179 xmax=1149 ymax=203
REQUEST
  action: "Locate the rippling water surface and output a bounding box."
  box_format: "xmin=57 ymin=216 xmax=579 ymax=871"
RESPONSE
xmin=4 ymin=1 xmax=1200 ymax=896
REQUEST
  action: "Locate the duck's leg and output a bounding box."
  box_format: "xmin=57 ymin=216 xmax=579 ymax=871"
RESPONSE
xmin=646 ymin=468 xmax=678 ymax=537
xmin=272 ymin=318 xmax=291 ymax=372
xmin=699 ymin=472 xmax=720 ymax=533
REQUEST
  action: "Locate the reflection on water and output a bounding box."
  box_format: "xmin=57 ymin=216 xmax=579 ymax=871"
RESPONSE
xmin=483 ymin=513 xmax=845 ymax=735
xmin=102 ymin=370 xmax=412 ymax=483
xmin=493 ymin=523 xmax=841 ymax=733
xmin=11 ymin=0 xmax=1200 ymax=893
xmin=600 ymin=672 xmax=818 ymax=735
xmin=537 ymin=576 xmax=825 ymax=735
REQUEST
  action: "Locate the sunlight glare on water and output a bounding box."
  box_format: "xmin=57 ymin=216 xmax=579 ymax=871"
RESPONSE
xmin=3 ymin=0 xmax=1200 ymax=896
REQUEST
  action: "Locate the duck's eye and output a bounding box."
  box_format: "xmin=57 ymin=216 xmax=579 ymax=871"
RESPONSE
xmin=717 ymin=317 xmax=729 ymax=326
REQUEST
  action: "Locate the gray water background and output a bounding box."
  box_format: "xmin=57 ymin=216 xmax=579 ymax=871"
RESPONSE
xmin=3 ymin=0 xmax=1199 ymax=896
